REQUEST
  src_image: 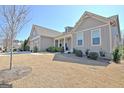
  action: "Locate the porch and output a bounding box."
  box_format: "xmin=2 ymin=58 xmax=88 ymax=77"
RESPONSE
xmin=54 ymin=34 xmax=73 ymax=53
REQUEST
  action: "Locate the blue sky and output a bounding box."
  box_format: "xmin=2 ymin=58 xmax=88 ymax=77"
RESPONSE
xmin=17 ymin=5 xmax=124 ymax=40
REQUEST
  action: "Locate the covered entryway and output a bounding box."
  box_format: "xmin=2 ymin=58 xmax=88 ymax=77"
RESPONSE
xmin=54 ymin=34 xmax=73 ymax=52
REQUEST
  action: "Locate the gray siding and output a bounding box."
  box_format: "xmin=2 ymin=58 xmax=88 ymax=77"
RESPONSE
xmin=76 ymin=17 xmax=106 ymax=31
xmin=40 ymin=36 xmax=54 ymax=51
xmin=30 ymin=36 xmax=54 ymax=52
xmin=73 ymin=25 xmax=111 ymax=54
xmin=30 ymin=37 xmax=40 ymax=51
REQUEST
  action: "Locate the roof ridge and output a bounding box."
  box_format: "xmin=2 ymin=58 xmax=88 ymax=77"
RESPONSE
xmin=33 ymin=24 xmax=62 ymax=33
xmin=107 ymin=15 xmax=118 ymax=19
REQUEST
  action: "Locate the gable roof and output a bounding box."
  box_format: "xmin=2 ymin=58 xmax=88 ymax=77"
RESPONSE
xmin=31 ymin=25 xmax=62 ymax=38
xmin=30 ymin=11 xmax=121 ymax=40
xmin=70 ymin=11 xmax=121 ymax=39
xmin=81 ymin=11 xmax=109 ymax=22
xmin=72 ymin=11 xmax=109 ymax=32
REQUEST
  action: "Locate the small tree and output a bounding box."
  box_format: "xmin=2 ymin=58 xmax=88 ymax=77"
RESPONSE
xmin=33 ymin=46 xmax=38 ymax=53
xmin=112 ymin=48 xmax=122 ymax=63
xmin=24 ymin=39 xmax=30 ymax=51
xmin=20 ymin=38 xmax=30 ymax=51
xmin=0 ymin=5 xmax=30 ymax=70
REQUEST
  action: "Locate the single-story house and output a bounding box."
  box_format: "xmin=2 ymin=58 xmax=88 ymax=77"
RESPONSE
xmin=29 ymin=25 xmax=62 ymax=51
xmin=29 ymin=11 xmax=121 ymax=57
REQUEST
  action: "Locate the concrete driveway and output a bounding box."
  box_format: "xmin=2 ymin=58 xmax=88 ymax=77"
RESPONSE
xmin=53 ymin=53 xmax=110 ymax=67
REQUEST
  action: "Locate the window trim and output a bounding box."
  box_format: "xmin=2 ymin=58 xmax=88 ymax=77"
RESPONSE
xmin=76 ymin=31 xmax=84 ymax=47
xmin=91 ymin=28 xmax=101 ymax=46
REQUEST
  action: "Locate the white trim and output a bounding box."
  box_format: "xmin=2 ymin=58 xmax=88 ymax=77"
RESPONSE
xmin=70 ymin=35 xmax=73 ymax=52
xmin=58 ymin=39 xmax=60 ymax=47
xmin=30 ymin=36 xmax=40 ymax=41
xmin=91 ymin=28 xmax=101 ymax=46
xmin=84 ymin=12 xmax=109 ymax=23
xmin=55 ymin=34 xmax=72 ymax=40
xmin=74 ymin=24 xmax=108 ymax=33
xmin=109 ymin=23 xmax=112 ymax=53
xmin=64 ymin=37 xmax=66 ymax=51
xmin=76 ymin=31 xmax=84 ymax=47
xmin=54 ymin=39 xmax=55 ymax=46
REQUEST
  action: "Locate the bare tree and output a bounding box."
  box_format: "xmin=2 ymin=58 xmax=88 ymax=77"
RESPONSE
xmin=0 ymin=5 xmax=30 ymax=70
xmin=0 ymin=25 xmax=10 ymax=51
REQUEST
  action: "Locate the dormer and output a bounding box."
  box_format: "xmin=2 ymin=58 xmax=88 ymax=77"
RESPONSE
xmin=64 ymin=26 xmax=73 ymax=33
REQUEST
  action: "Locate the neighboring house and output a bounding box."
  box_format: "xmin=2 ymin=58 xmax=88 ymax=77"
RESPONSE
xmin=13 ymin=40 xmax=23 ymax=50
xmin=29 ymin=11 xmax=121 ymax=57
xmin=3 ymin=39 xmax=23 ymax=51
xmin=0 ymin=39 xmax=3 ymax=52
xmin=2 ymin=38 xmax=11 ymax=51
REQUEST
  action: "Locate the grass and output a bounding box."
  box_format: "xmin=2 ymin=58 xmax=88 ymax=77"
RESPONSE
xmin=0 ymin=53 xmax=124 ymax=88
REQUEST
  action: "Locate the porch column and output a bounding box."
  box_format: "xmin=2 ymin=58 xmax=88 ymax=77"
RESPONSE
xmin=64 ymin=37 xmax=66 ymax=52
xmin=58 ymin=39 xmax=60 ymax=47
xmin=54 ymin=39 xmax=55 ymax=47
xmin=71 ymin=35 xmax=73 ymax=52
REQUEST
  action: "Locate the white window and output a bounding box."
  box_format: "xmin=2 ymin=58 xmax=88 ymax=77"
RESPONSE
xmin=91 ymin=28 xmax=101 ymax=45
xmin=76 ymin=32 xmax=84 ymax=46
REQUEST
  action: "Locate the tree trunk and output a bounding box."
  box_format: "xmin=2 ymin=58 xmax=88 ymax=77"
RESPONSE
xmin=10 ymin=35 xmax=13 ymax=70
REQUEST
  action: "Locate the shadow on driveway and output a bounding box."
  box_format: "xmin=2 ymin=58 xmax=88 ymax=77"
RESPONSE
xmin=53 ymin=53 xmax=110 ymax=67
xmin=0 ymin=84 xmax=13 ymax=88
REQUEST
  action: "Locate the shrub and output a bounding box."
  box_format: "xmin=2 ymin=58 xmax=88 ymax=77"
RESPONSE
xmin=85 ymin=49 xmax=90 ymax=57
xmin=46 ymin=46 xmax=53 ymax=52
xmin=99 ymin=51 xmax=105 ymax=57
xmin=112 ymin=48 xmax=121 ymax=63
xmin=74 ymin=49 xmax=83 ymax=57
xmin=25 ymin=45 xmax=30 ymax=51
xmin=33 ymin=46 xmax=38 ymax=53
xmin=56 ymin=47 xmax=62 ymax=52
xmin=13 ymin=49 xmax=17 ymax=52
xmin=73 ymin=48 xmax=76 ymax=54
xmin=46 ymin=46 xmax=63 ymax=52
xmin=60 ymin=47 xmax=64 ymax=53
xmin=118 ymin=46 xmax=124 ymax=59
xmin=19 ymin=48 xmax=23 ymax=51
xmin=122 ymin=54 xmax=124 ymax=59
xmin=88 ymin=52 xmax=99 ymax=60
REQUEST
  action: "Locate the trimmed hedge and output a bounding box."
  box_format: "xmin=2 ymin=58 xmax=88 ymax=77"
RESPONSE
xmin=88 ymin=52 xmax=99 ymax=60
xmin=46 ymin=46 xmax=63 ymax=53
xmin=73 ymin=49 xmax=83 ymax=57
